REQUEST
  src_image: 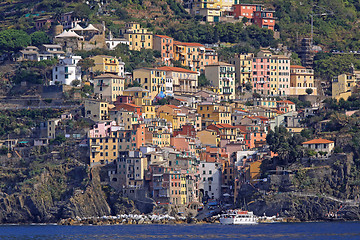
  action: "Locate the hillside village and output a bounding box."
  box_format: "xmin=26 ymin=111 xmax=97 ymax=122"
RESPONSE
xmin=0 ymin=0 xmax=360 ymax=223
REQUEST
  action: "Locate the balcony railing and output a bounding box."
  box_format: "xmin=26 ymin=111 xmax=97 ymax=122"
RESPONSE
xmin=97 ymin=83 xmax=109 ymax=87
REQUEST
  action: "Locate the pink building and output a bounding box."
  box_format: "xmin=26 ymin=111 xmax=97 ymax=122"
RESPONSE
xmin=252 ymin=57 xmax=271 ymax=95
xmin=88 ymin=121 xmax=116 ymax=138
xmin=170 ymin=135 xmax=196 ymax=154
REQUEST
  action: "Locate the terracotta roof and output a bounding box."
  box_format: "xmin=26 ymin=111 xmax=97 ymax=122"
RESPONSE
xmin=155 ymin=35 xmax=173 ymax=39
xmin=175 ymin=98 xmax=186 ymax=102
xmin=173 ymin=41 xmax=204 ymax=47
xmin=277 ymin=100 xmax=295 ymax=105
xmin=157 ymin=66 xmax=198 ymax=74
xmin=233 ymin=125 xmax=248 ymax=132
xmin=234 ymin=109 xmax=249 ymax=113
xmin=302 ymin=138 xmax=334 ymax=145
xmin=290 ymin=65 xmax=306 ymax=69
xmin=248 ymin=116 xmax=269 ymax=121
xmin=206 ymin=62 xmax=233 ymax=67
xmin=114 ymin=103 xmax=141 ymax=109
xmin=166 ymin=105 xmax=180 ymax=109
xmin=213 ymin=124 xmax=236 ymax=129
xmin=94 ymin=73 xmax=123 ymax=79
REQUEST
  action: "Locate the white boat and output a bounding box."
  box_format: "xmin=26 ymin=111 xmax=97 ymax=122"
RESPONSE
xmin=219 ymin=210 xmax=258 ymax=225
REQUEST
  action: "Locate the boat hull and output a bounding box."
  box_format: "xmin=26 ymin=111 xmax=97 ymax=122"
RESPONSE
xmin=219 ymin=217 xmax=258 ymax=225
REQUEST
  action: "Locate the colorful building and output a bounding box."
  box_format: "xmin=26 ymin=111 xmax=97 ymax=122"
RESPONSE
xmin=94 ymin=74 xmax=125 ymax=102
xmin=173 ymin=41 xmax=218 ymax=72
xmin=233 ymin=3 xmax=262 ymax=19
xmin=302 ymin=138 xmax=335 ymax=158
xmin=197 ymin=103 xmax=231 ymax=127
xmin=229 ymin=53 xmax=254 ymax=88
xmin=88 ymin=121 xmax=119 ymax=167
xmin=197 ymin=129 xmax=220 ymax=147
xmin=191 ymin=0 xmax=234 ymax=22
xmin=85 ymin=100 xmax=109 ymax=121
xmin=290 ymin=65 xmax=317 ymax=96
xmin=157 ymin=66 xmax=199 ymax=95
xmin=133 ymin=68 xmax=166 ymax=100
xmin=90 ymin=55 xmax=125 ymax=76
xmin=252 ymin=50 xmax=290 ymax=96
xmin=332 ymin=73 xmax=358 ymax=101
xmin=253 ymin=9 xmax=276 ymax=30
xmin=153 ymin=35 xmax=174 ymax=66
xmin=121 ymin=22 xmax=153 ymax=51
xmin=205 ymin=62 xmax=236 ymax=100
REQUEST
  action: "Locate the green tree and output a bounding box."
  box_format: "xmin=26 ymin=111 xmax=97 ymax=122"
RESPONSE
xmin=77 ymin=58 xmax=95 ymax=81
xmin=0 ymin=29 xmax=31 ymax=55
xmin=267 ymin=126 xmax=306 ymax=165
xmin=30 ymin=31 xmax=51 ymax=47
xmin=198 ymin=73 xmax=210 ymax=87
xmin=71 ymin=80 xmax=81 ymax=87
xmin=305 ymin=88 xmax=313 ymax=95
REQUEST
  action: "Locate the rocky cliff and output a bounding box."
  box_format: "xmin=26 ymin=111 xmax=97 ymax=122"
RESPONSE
xmin=238 ymin=153 xmax=360 ymax=221
xmin=0 ymin=163 xmax=112 ymax=223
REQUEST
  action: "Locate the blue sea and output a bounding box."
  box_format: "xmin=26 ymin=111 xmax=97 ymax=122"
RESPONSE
xmin=0 ymin=222 xmax=359 ymax=239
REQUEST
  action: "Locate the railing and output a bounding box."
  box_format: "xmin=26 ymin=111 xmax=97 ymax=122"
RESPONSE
xmin=97 ymin=83 xmax=109 ymax=87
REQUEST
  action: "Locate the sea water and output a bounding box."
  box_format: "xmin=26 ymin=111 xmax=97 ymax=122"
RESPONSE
xmin=0 ymin=222 xmax=359 ymax=240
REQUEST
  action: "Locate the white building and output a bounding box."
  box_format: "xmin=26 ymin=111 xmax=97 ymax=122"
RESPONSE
xmin=51 ymin=55 xmax=82 ymax=86
xmin=165 ymin=77 xmax=173 ymax=96
xmin=302 ymin=138 xmax=335 ymax=158
xmin=106 ymin=31 xmax=130 ymax=50
xmin=199 ymin=161 xmax=222 ymax=200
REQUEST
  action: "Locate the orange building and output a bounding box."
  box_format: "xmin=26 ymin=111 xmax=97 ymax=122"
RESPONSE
xmin=153 ymin=35 xmax=174 ymax=66
xmin=200 ymin=146 xmax=229 ymax=163
xmin=233 ymin=4 xmax=262 ymax=19
xmin=173 ymin=41 xmax=218 ymax=72
xmin=113 ymin=103 xmax=142 ymax=116
xmin=133 ymin=123 xmax=146 ymax=149
xmin=253 ymin=10 xmax=276 ymax=30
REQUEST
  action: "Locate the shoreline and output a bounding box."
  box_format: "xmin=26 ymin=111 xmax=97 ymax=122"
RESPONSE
xmin=0 ymin=216 xmax=355 ymax=226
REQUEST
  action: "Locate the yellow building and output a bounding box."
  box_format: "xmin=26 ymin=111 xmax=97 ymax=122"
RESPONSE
xmin=158 ymin=66 xmax=199 ymax=95
xmin=159 ymin=112 xmax=188 ymax=130
xmin=252 ymin=50 xmax=291 ymax=96
xmin=197 ymin=129 xmax=220 ymax=146
xmin=152 ymin=131 xmax=171 ymax=147
xmin=121 ymin=22 xmax=153 ymax=51
xmin=109 ymin=109 xmax=138 ymax=130
xmin=197 ymin=103 xmax=231 ymax=124
xmin=253 ymin=98 xmax=277 ymax=108
xmin=332 ymin=73 xmax=357 ymax=101
xmin=245 ymin=160 xmax=262 ymax=184
xmin=85 ymin=100 xmax=109 ymax=121
xmin=180 ymin=175 xmax=187 ymax=205
xmin=173 ymin=41 xmax=218 ymax=72
xmin=191 ymin=0 xmax=234 ymax=22
xmin=142 ymin=105 xmax=156 ymax=119
xmin=90 ymin=55 xmax=125 ymax=76
xmin=123 ymin=87 xmax=151 ymax=106
xmin=94 ymin=74 xmax=125 ymax=102
xmin=133 ymin=68 xmax=166 ymax=100
xmin=290 ymin=65 xmax=317 ymax=96
xmin=229 ymin=53 xmax=254 ymax=87
xmin=89 ymin=127 xmax=118 ymax=167
xmin=205 ymin=62 xmax=236 ymax=100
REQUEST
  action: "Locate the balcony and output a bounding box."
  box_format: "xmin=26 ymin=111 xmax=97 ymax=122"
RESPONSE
xmin=241 ymin=69 xmax=252 ymax=73
xmin=97 ymin=83 xmax=109 ymax=87
xmin=221 ymin=77 xmax=233 ymax=81
xmin=59 ymin=70 xmax=74 ymax=75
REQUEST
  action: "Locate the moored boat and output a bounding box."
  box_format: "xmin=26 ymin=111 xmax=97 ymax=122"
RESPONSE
xmin=219 ymin=210 xmax=258 ymax=225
